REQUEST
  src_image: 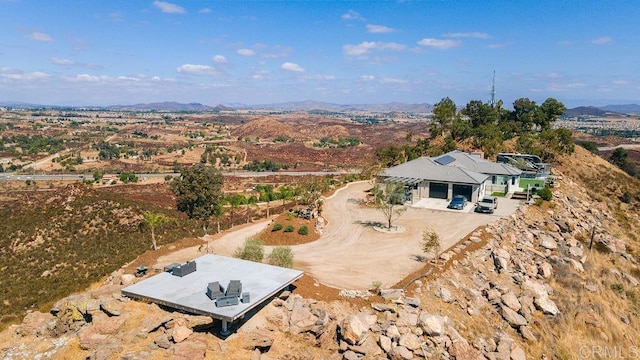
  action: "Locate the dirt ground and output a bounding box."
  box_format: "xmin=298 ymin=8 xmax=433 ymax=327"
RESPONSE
xmin=153 ymin=181 xmax=518 ymax=290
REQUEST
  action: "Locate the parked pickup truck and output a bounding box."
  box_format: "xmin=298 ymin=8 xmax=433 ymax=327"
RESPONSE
xmin=475 ymin=197 xmax=498 ymax=214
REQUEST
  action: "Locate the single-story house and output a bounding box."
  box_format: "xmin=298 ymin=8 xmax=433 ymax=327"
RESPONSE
xmin=379 ymin=151 xmax=522 ymax=203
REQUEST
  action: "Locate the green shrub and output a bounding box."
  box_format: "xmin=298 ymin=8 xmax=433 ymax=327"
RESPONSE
xmin=537 ymin=187 xmax=552 ymax=201
xmin=298 ymin=225 xmax=309 ymax=235
xmin=272 ymin=223 xmax=283 ymax=231
xmin=233 ymin=239 xmax=264 ymax=262
xmin=267 ymin=246 xmax=294 ymax=268
xmin=284 ymin=225 xmax=295 ymax=233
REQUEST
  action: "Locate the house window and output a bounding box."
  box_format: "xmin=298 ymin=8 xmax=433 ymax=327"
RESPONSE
xmin=492 ymin=175 xmax=497 ymax=184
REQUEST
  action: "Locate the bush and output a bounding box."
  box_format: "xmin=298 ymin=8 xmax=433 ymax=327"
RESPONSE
xmin=267 ymin=246 xmax=294 ymax=268
xmin=298 ymin=225 xmax=309 ymax=235
xmin=537 ymin=187 xmax=553 ymax=201
xmin=272 ymin=223 xmax=283 ymax=231
xmin=284 ymin=225 xmax=295 ymax=233
xmin=233 ymin=239 xmax=264 ymax=262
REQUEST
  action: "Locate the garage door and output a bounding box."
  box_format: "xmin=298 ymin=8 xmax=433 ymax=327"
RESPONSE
xmin=429 ymin=182 xmax=448 ymax=199
xmin=453 ymin=184 xmax=472 ymax=201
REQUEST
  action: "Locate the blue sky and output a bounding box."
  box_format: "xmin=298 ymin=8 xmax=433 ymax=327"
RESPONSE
xmin=0 ymin=0 xmax=638 ymax=107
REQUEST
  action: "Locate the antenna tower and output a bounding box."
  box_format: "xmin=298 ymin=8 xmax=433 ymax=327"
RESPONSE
xmin=490 ymin=70 xmax=496 ymax=106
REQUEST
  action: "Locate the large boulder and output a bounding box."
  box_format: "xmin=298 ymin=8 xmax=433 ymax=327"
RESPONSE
xmin=523 ymin=280 xmax=559 ymax=316
xmin=340 ymin=313 xmax=372 ymax=346
xmin=418 ymin=313 xmax=447 ymax=336
xmin=500 ymin=305 xmax=528 ymax=327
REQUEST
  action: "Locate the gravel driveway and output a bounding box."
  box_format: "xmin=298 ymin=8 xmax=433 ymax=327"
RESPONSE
xmin=184 ymin=181 xmax=521 ymax=290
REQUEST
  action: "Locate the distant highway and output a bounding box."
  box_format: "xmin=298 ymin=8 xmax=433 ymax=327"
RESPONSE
xmin=597 ymin=143 xmax=640 ymax=151
xmin=0 ymin=170 xmax=358 ymax=182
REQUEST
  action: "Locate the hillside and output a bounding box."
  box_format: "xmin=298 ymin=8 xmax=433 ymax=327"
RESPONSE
xmin=1 ymin=147 xmax=639 ymax=359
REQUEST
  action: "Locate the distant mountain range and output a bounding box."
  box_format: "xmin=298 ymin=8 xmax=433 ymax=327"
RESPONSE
xmin=2 ymin=100 xmax=639 ymax=115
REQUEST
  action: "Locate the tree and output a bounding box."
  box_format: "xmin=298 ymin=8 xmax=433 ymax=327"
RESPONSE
xmin=610 ymin=147 xmax=628 ymax=168
xmin=421 ymin=228 xmax=441 ymax=263
xmin=461 ymin=99 xmax=497 ymax=128
xmin=224 ymin=193 xmax=246 ymax=228
xmin=171 ymin=164 xmax=224 ymax=235
xmin=267 ymin=246 xmax=294 ymax=268
xmin=373 ymin=182 xmax=407 ymax=229
xmin=141 ymin=212 xmax=171 ymax=250
xmin=431 ymin=97 xmax=459 ymax=138
xmin=511 ymin=98 xmax=541 ymax=134
xmin=538 ymin=98 xmax=566 ymax=130
xmin=234 ymin=239 xmax=264 ymax=262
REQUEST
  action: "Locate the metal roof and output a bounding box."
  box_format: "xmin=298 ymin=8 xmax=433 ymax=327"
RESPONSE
xmin=121 ymin=254 xmax=303 ymax=323
xmin=381 ymin=157 xmax=489 ymax=185
xmin=444 ymin=150 xmax=522 ymax=176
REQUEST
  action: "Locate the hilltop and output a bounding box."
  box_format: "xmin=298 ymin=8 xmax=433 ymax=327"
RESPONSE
xmin=0 ymin=145 xmax=638 ymax=359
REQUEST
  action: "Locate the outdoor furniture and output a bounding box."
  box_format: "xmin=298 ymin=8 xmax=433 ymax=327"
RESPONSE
xmin=226 ymin=280 xmax=242 ymax=297
xmin=135 ymin=265 xmax=148 ymax=277
xmin=206 ymin=281 xmax=225 ymax=300
xmin=171 ymin=260 xmax=197 ymax=277
xmin=215 ymin=295 xmax=239 ymax=308
xmin=241 ymin=292 xmax=250 ymax=304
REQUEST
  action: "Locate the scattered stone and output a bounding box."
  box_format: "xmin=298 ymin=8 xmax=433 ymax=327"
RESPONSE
xmin=539 ymin=234 xmax=557 ymax=250
xmin=500 ymin=305 xmax=527 ymax=327
xmin=568 ymin=246 xmax=584 ymax=258
xmin=154 ymin=333 xmax=172 ymax=349
xmin=380 ymin=289 xmax=404 ymax=301
xmin=99 ymin=296 xmax=123 ymax=317
xmin=439 ymin=287 xmax=453 ymax=303
xmin=171 ymin=322 xmax=193 ymax=343
xmin=623 ymin=273 xmax=639 ymax=287
xmin=173 ymin=339 xmax=207 ymax=360
xmin=398 ymin=332 xmax=421 ymax=351
xmin=379 ymin=334 xmax=392 ymax=353
xmin=391 ymin=345 xmax=413 ymax=360
xmin=538 ymin=262 xmax=553 ymax=278
xmin=340 ymin=314 xmax=371 ymax=346
xmin=519 ymin=325 xmax=537 ymax=341
xmin=419 ymin=313 xmax=446 ymax=336
xmin=243 ymin=330 xmax=274 ymax=350
xmin=371 ymin=303 xmax=396 ymax=313
xmin=405 ymin=297 xmax=420 ymax=308
xmin=501 ymin=291 xmax=522 ymax=311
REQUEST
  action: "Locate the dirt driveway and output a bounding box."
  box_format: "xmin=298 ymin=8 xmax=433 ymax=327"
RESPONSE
xmin=167 ymin=181 xmax=520 ymax=290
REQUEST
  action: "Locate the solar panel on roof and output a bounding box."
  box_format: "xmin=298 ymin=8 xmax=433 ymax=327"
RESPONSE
xmin=434 ymin=154 xmax=455 ymax=165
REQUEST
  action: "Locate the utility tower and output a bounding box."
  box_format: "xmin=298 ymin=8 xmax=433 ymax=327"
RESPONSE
xmin=490 ymin=71 xmax=496 ymax=106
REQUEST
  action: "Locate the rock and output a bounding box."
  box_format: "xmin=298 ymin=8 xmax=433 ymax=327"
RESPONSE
xmin=154 ymin=333 xmax=172 ymax=349
xmin=501 ymin=292 xmax=522 ymax=311
xmin=470 ymin=236 xmax=482 ymax=243
xmin=16 ymin=311 xmax=54 ymax=337
xmin=584 ymin=282 xmax=598 ymax=293
xmin=519 ymin=325 xmax=537 ymax=341
xmin=120 ymin=274 xmax=136 ymax=286
xmin=510 ymin=343 xmax=527 ymax=360
xmin=139 ymin=313 xmax=171 ymax=334
xmin=279 ymin=290 xmax=291 ymax=300
xmin=379 ymin=335 xmax=392 ymax=353
xmin=173 ymin=339 xmax=207 ymax=360
xmin=539 ymin=234 xmax=557 ymax=250
xmin=347 ymin=335 xmax=383 ymax=357
xmin=500 ymin=305 xmax=527 ymax=327
xmin=380 ymin=289 xmax=404 ymax=301
xmin=396 ymin=308 xmax=418 ymax=327
xmin=340 ymin=314 xmax=371 ymax=346
xmin=398 ymin=332 xmax=421 ymax=351
xmin=385 ymin=324 xmax=400 ymax=340
xmin=243 ymin=330 xmax=274 ymax=350
xmin=289 ymin=300 xmax=318 ymax=334
xmin=568 ymin=246 xmax=584 ymax=258
xmin=565 ymin=257 xmax=584 ymax=272
xmin=99 ymin=296 xmax=123 ymax=316
xmin=250 ymin=348 xmax=261 ymax=360
xmin=371 ymin=303 xmax=396 ymax=313
xmin=623 ymin=273 xmax=639 ymax=287
xmin=419 ymin=313 xmax=446 ymax=336
xmin=449 ymin=338 xmax=482 ymax=360
xmin=538 ymin=262 xmax=553 ymax=278
xmin=342 ymin=350 xmax=359 ymax=360
xmin=523 ymin=280 xmax=559 ymax=316
xmin=171 ymin=322 xmax=193 ymax=343
xmin=439 ymin=287 xmax=453 ymax=303
xmin=405 ymin=297 xmax=420 ymax=308
xmin=391 ymin=345 xmax=413 ymax=360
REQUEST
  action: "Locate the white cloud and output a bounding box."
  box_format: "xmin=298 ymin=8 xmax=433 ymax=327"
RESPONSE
xmin=51 ymin=57 xmax=76 ymax=66
xmin=212 ymin=55 xmax=227 ymax=63
xmin=73 ymin=74 xmax=100 ymax=82
xmin=612 ymin=79 xmax=629 ymax=85
xmin=152 ymin=1 xmax=186 ymax=14
xmin=299 ymin=74 xmax=335 ymax=81
xmin=591 ymin=36 xmax=612 ymax=45
xmin=27 ymin=32 xmax=53 ymax=42
xmin=281 ymin=62 xmax=305 ymax=72
xmin=343 ymin=41 xmax=406 ymax=56
xmin=443 ymin=32 xmax=490 ymax=39
xmin=342 ymin=10 xmax=364 ymax=21
xmin=487 ymin=43 xmax=508 ymax=49
xmin=380 ymin=77 xmax=407 ymax=84
xmin=176 ymin=64 xmax=219 ymax=76
xmin=0 ymin=69 xmax=50 ymax=81
xmin=366 ymin=24 xmax=396 ymax=33
xmin=417 ymin=38 xmax=461 ymax=49
xmin=199 ymin=8 xmax=212 ymax=14
xmin=237 ymin=48 xmax=256 ymax=56
xmin=359 ymin=75 xmax=376 ymax=81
